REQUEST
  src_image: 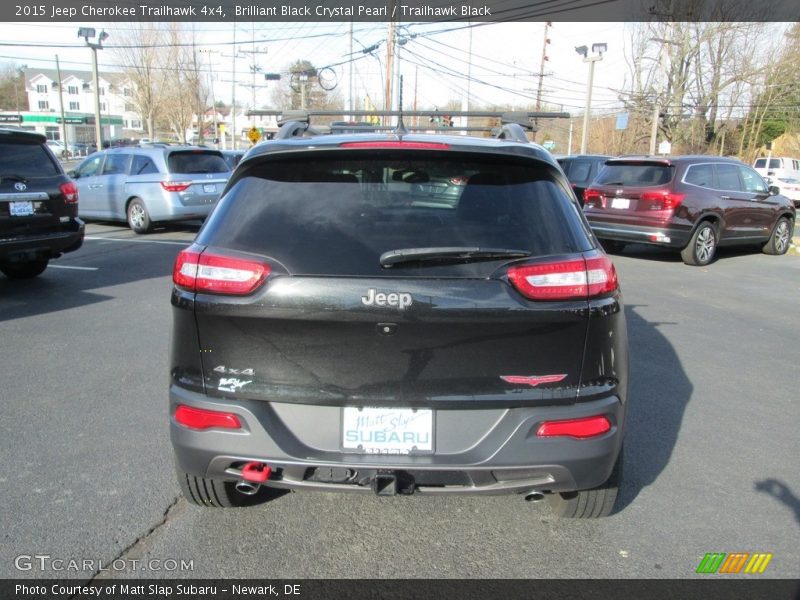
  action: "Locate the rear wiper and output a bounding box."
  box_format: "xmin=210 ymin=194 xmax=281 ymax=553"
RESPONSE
xmin=0 ymin=174 xmax=28 ymax=184
xmin=380 ymin=247 xmax=531 ymax=268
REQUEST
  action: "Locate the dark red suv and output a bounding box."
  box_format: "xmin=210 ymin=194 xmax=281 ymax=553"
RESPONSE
xmin=583 ymin=156 xmax=795 ymax=266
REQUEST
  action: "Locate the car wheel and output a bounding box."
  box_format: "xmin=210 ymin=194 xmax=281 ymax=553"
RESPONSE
xmin=762 ymin=217 xmax=792 ymax=256
xmin=601 ymin=239 xmax=626 ymax=254
xmin=176 ymin=468 xmax=283 ymax=508
xmin=0 ymin=258 xmax=49 ymax=279
xmin=547 ymin=450 xmax=623 ymax=519
xmin=127 ymin=198 xmax=152 ymax=234
xmin=680 ymin=221 xmax=717 ymax=266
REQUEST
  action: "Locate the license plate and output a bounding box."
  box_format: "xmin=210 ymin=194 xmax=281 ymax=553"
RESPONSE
xmin=342 ymin=407 xmax=433 ymax=455
xmin=9 ymin=201 xmax=34 ymax=216
xmin=611 ymin=198 xmax=630 ymax=209
xmin=203 ymin=184 xmax=216 ymax=193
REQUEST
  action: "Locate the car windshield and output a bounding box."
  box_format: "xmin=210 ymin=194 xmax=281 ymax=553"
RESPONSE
xmin=200 ymin=153 xmax=591 ymax=277
xmin=167 ymin=151 xmax=230 ymax=174
xmin=0 ymin=141 xmax=60 ymax=177
xmin=595 ymin=163 xmax=673 ymax=186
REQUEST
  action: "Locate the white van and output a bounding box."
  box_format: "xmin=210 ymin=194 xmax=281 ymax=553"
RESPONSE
xmin=753 ymin=156 xmax=800 ymax=180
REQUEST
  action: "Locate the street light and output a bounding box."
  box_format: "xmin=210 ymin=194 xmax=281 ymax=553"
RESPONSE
xmin=575 ymin=42 xmax=606 ymax=154
xmin=78 ymin=27 xmax=108 ymax=151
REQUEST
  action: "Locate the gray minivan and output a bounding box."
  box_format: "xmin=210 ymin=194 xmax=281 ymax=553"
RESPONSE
xmin=71 ymin=145 xmax=230 ymax=233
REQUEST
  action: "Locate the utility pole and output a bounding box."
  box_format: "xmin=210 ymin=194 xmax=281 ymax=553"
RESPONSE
xmin=534 ymin=22 xmax=551 ymax=141
xmin=55 ymin=55 xmax=68 ymax=152
xmin=384 ymin=20 xmax=396 ymax=119
xmin=348 ymin=19 xmax=354 ymax=118
xmin=231 ymin=23 xmax=237 ymax=150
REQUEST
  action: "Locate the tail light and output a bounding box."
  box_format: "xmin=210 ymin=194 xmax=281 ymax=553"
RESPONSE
xmin=174 ymin=405 xmax=241 ymax=430
xmin=160 ymin=181 xmax=192 ymax=192
xmin=583 ymin=188 xmax=602 ymax=207
xmin=173 ymin=247 xmax=270 ymax=295
xmin=60 ymin=181 xmax=78 ymax=204
xmin=536 ymin=415 xmax=611 ymax=439
xmin=641 ymin=190 xmax=684 ymax=211
xmin=507 ymin=255 xmax=618 ymax=301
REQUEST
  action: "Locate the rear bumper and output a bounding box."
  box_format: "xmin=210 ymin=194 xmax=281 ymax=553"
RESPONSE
xmin=0 ymin=218 xmax=84 ymax=260
xmin=587 ymin=220 xmax=690 ymax=248
xmin=170 ymin=385 xmax=625 ymax=495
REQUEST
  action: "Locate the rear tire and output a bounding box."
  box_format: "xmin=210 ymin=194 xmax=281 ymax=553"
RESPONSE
xmin=127 ymin=198 xmax=152 ymax=234
xmin=761 ymin=217 xmax=792 ymax=256
xmin=0 ymin=258 xmax=49 ymax=279
xmin=177 ymin=468 xmax=281 ymax=508
xmin=680 ymin=221 xmax=717 ymax=266
xmin=547 ymin=450 xmax=623 ymax=519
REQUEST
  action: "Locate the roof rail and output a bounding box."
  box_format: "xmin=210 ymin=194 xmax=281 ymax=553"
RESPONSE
xmin=275 ymin=120 xmax=310 ymax=139
xmin=494 ymin=123 xmax=531 ymax=143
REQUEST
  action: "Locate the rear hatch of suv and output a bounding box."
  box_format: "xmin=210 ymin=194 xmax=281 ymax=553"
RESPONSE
xmin=173 ymin=144 xmax=617 ymax=410
xmin=0 ymin=132 xmax=76 ymax=237
xmin=583 ymin=159 xmax=680 ymax=223
xmin=164 ymin=149 xmax=230 ymax=206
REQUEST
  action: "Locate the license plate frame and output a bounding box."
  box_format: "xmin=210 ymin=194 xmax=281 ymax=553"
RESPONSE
xmin=610 ymin=197 xmax=631 ymax=209
xmin=341 ymin=406 xmax=434 ymax=455
xmin=9 ymin=201 xmax=34 ymax=216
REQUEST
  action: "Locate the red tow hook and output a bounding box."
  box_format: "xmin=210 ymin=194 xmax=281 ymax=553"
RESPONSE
xmin=241 ymin=462 xmax=271 ymax=483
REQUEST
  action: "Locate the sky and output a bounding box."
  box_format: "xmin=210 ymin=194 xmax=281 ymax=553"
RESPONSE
xmin=0 ymin=20 xmax=635 ymax=116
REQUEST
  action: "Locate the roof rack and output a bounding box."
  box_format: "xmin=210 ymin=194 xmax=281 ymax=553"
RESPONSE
xmin=255 ymin=109 xmax=571 ymax=143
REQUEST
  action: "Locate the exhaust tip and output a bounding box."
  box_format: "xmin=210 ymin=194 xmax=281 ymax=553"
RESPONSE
xmin=235 ymin=480 xmax=261 ymax=496
xmin=524 ymin=491 xmax=545 ymax=503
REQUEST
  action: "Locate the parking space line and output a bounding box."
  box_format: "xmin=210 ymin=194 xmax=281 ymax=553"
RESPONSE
xmin=85 ymin=236 xmax=190 ymax=246
xmin=49 ymin=265 xmax=99 ymax=271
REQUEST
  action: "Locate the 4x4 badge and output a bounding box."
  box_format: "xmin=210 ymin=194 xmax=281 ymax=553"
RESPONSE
xmin=14 ymin=182 xmax=27 ymax=191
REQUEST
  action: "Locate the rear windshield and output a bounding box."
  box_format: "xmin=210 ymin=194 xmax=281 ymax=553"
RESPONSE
xmin=200 ymin=153 xmax=592 ymax=277
xmin=167 ymin=151 xmax=229 ymax=174
xmin=0 ymin=140 xmax=60 ymax=177
xmin=594 ymin=163 xmax=674 ymax=187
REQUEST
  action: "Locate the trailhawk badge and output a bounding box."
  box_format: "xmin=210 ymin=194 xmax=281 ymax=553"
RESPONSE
xmin=361 ymin=288 xmax=412 ymax=309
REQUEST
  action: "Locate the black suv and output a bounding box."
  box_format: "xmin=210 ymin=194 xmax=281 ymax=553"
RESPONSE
xmin=556 ymin=154 xmax=612 ymax=207
xmin=169 ymin=119 xmax=628 ymax=518
xmin=0 ymin=129 xmax=84 ymax=279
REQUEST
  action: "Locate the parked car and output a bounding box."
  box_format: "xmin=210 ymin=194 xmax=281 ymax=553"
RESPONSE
xmin=583 ymin=156 xmax=796 ymax=266
xmin=0 ymin=128 xmax=84 ymax=278
xmin=70 ymin=145 xmax=230 ymax=233
xmin=169 ymin=118 xmax=628 ymax=518
xmin=556 ymin=154 xmax=612 ymax=207
xmin=753 ymin=156 xmax=800 ymax=181
xmin=765 ymin=176 xmax=800 ymax=208
xmin=46 ymin=139 xmax=69 ymax=158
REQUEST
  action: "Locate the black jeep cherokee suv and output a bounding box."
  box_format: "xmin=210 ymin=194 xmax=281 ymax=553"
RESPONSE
xmin=169 ymin=121 xmax=629 ymax=518
xmin=0 ymin=129 xmax=84 ymax=279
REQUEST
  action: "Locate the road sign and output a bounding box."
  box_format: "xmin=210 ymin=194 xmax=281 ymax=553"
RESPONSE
xmin=248 ymin=127 xmax=261 ymax=144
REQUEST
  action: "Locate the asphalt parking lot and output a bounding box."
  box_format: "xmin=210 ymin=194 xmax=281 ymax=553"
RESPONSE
xmin=1 ymin=221 xmax=798 ymax=580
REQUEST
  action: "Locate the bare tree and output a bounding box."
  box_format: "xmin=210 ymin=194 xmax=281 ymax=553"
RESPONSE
xmin=111 ymin=25 xmax=170 ymax=139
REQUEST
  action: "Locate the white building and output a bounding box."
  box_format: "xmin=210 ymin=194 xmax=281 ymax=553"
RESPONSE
xmin=12 ymin=68 xmax=145 ymax=145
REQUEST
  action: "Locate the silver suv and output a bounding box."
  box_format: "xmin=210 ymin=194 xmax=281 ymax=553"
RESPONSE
xmin=70 ymin=145 xmax=230 ymax=233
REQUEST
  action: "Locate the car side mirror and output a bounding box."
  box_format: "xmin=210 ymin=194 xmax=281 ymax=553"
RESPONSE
xmin=68 ymin=170 xmax=78 ymax=178
xmin=768 ymin=185 xmax=779 ymax=196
